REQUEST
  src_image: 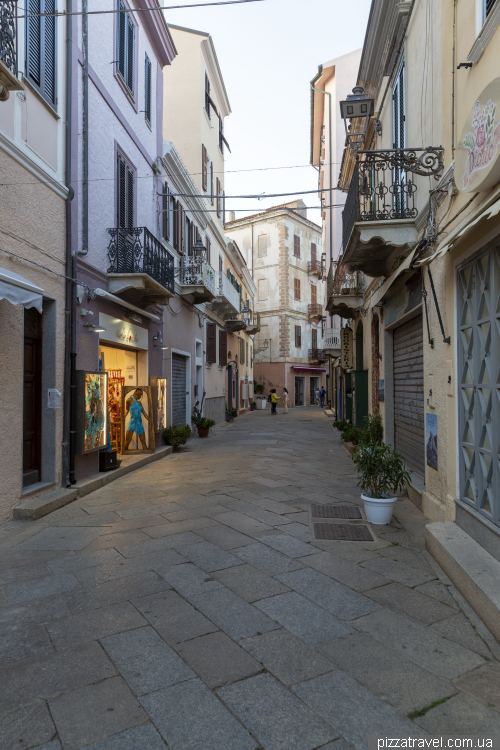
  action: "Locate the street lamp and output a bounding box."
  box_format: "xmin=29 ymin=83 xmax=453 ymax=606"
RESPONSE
xmin=339 ymin=86 xmax=374 ymax=153
xmin=191 ymin=238 xmax=207 ymax=262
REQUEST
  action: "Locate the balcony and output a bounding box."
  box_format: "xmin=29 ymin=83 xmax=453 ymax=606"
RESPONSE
xmin=307 ymin=260 xmax=323 ymax=278
xmin=211 ymin=272 xmax=241 ymax=319
xmin=178 ymin=259 xmax=217 ymax=303
xmin=342 ymin=147 xmax=443 ymax=277
xmin=324 ymin=327 xmax=341 ymax=353
xmin=308 ymin=303 xmax=323 ymax=321
xmin=309 ymin=348 xmax=328 ymax=364
xmin=107 ymin=227 xmax=175 ymax=306
xmin=244 ymin=310 xmax=260 ymax=335
xmin=326 ymin=260 xmax=363 ymax=319
xmin=225 ymin=316 xmax=246 ymax=333
xmin=0 ymin=2 xmax=23 ymax=101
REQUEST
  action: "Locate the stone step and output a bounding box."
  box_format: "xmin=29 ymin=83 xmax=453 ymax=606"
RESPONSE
xmin=14 ymin=488 xmax=78 ymax=520
xmin=426 ymin=521 xmax=500 ymax=642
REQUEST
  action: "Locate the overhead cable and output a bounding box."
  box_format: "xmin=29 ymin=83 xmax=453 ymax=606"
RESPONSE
xmin=16 ymin=0 xmax=264 ymax=19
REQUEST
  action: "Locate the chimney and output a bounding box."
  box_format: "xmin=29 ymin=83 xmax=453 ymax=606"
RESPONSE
xmin=228 ymin=210 xmax=236 ymax=222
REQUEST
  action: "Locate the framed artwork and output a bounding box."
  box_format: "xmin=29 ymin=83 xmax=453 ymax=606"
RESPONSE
xmin=426 ymin=413 xmax=438 ymax=470
xmin=121 ymin=386 xmax=155 ymax=454
xmin=76 ymin=371 xmax=108 ymax=454
xmin=150 ymin=376 xmax=168 ymax=432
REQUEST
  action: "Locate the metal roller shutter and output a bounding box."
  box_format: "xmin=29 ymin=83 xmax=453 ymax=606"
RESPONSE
xmin=393 ymin=314 xmax=425 ymax=476
xmin=171 ymin=354 xmax=187 ymax=427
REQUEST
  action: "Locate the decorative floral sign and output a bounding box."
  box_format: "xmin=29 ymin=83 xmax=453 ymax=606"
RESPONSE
xmin=457 ymin=78 xmax=500 ymax=193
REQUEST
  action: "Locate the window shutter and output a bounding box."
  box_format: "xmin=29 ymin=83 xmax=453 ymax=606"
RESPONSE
xmin=219 ymin=330 xmax=227 ymax=366
xmin=295 ymin=325 xmax=301 ymax=347
xmin=294 ymin=235 xmax=300 ymax=258
xmin=117 ymin=0 xmax=126 ymax=80
xmin=206 ymin=237 xmax=211 ymax=264
xmin=393 ymin=60 xmax=405 ymax=150
xmin=44 ymin=0 xmax=56 ymax=105
xmin=312 ymin=327 xmax=317 ymax=349
xmin=219 ymin=255 xmax=223 ymax=273
xmin=126 ymin=165 xmax=134 ymax=229
xmin=206 ymin=322 xmax=216 ymax=363
xmin=210 ymin=161 xmax=214 ymax=205
xmin=240 ymin=338 xmax=245 ymax=364
xmin=486 ymin=0 xmax=495 ymax=17
xmin=246 ymin=341 xmax=249 ymax=365
xmin=27 ymin=0 xmax=56 ymax=105
xmin=222 ymin=190 xmax=225 ymax=224
xmin=162 ymin=183 xmax=169 ymax=241
xmin=311 ymin=283 xmax=317 ymax=305
xmin=144 ymin=54 xmax=152 ymax=124
xmin=216 ymin=178 xmax=221 ymax=217
xmin=126 ymin=14 xmax=134 ymax=92
xmin=294 ymin=278 xmax=300 ymax=300
xmin=179 ymin=206 xmax=185 ymax=254
xmin=202 ymin=145 xmax=207 ymax=192
xmin=27 ymin=0 xmax=41 ymax=86
xmin=311 ymin=243 xmax=317 ymax=263
xmin=117 ymin=154 xmax=126 ymax=229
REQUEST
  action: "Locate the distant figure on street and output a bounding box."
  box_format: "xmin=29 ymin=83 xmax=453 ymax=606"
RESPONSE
xmin=320 ymin=386 xmax=326 ymax=408
xmin=270 ymin=389 xmax=279 ymax=415
xmin=281 ymin=387 xmax=289 ymax=414
xmin=314 ymin=388 xmax=320 ymax=406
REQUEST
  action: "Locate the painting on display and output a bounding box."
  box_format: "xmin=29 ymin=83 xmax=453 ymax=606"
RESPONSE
xmin=76 ymin=371 xmax=108 ymax=454
xmin=156 ymin=378 xmax=167 ymax=431
xmin=426 ymin=413 xmax=438 ymax=471
xmin=121 ymin=386 xmax=155 ymax=455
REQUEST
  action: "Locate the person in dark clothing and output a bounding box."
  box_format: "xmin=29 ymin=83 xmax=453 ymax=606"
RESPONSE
xmin=270 ymin=389 xmax=278 ymax=415
xmin=319 ymin=386 xmax=326 ymax=408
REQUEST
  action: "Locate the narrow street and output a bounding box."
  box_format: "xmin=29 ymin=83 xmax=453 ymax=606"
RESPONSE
xmin=1 ymin=409 xmax=499 ymax=749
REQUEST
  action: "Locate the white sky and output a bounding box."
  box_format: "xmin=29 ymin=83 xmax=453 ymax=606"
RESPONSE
xmin=164 ymin=0 xmax=372 ymax=228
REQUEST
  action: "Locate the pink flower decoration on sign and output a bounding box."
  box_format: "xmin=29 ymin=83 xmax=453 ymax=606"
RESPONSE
xmin=476 ymin=124 xmax=486 ymax=148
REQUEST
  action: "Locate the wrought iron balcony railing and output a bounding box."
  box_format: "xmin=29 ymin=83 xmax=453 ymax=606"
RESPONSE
xmin=107 ymin=227 xmax=175 ymax=293
xmin=309 ymin=348 xmax=327 ymax=363
xmin=308 ymin=303 xmax=323 ymax=318
xmin=342 ymin=147 xmax=444 ymax=252
xmin=324 ymin=328 xmax=341 ymax=349
xmin=0 ymin=1 xmax=17 ymax=75
xmin=327 ymin=258 xmax=363 ymax=299
xmin=179 ymin=259 xmax=216 ymax=295
xmin=307 ymin=260 xmax=323 ymax=276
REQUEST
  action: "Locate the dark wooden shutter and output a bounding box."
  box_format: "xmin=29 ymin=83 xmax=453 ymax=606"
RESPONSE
xmin=393 ymin=61 xmax=405 ymax=150
xmin=294 ymin=278 xmax=300 ymax=300
xmin=206 ymin=237 xmax=211 ymax=264
xmin=44 ymin=0 xmax=56 ymax=104
xmin=27 ymin=0 xmax=41 ymax=86
xmin=210 ymin=161 xmax=214 ymax=205
xmin=219 ymin=330 xmax=227 ymax=366
xmin=202 ymin=145 xmax=207 ymax=191
xmin=144 ymin=54 xmax=152 ymax=123
xmin=179 ymin=205 xmax=184 ymax=254
xmin=216 ymin=178 xmax=221 ymax=217
xmin=294 ymin=235 xmax=300 ymax=258
xmin=126 ymin=14 xmax=134 ymax=92
xmin=311 ymin=283 xmax=317 ymax=304
xmin=162 ymin=183 xmax=169 ymax=240
xmin=295 ymin=325 xmax=301 ymax=347
xmin=206 ymin=322 xmax=216 ymax=363
xmin=27 ymin=0 xmax=56 ymax=105
xmin=311 ymin=243 xmax=317 ymax=263
xmin=240 ymin=338 xmax=245 ymax=364
xmin=118 ymin=0 xmax=126 ymax=80
xmin=393 ymin=314 xmax=424 ymax=476
xmin=312 ymin=327 xmax=317 ymax=348
xmin=118 ymin=154 xmax=126 ymax=229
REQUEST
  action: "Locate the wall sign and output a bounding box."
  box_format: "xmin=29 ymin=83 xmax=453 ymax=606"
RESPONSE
xmin=341 ymin=327 xmax=353 ymax=369
xmin=99 ymin=313 xmax=148 ymax=350
xmin=457 ymin=78 xmax=500 ymax=192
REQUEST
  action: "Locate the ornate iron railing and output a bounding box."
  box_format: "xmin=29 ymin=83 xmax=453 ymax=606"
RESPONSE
xmin=328 ymin=258 xmax=363 ymax=297
xmin=309 ymin=348 xmax=327 ymax=363
xmin=308 ymin=303 xmax=323 ymax=317
xmin=307 ymin=260 xmax=323 ymax=275
xmin=342 ymin=147 xmax=444 ymax=251
xmin=0 ymin=1 xmax=17 ymax=75
xmin=107 ymin=227 xmax=175 ymax=294
xmin=179 ymin=259 xmax=217 ymax=295
xmin=324 ymin=328 xmax=341 ymax=349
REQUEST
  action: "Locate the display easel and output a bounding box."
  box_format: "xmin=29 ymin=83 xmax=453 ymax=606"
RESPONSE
xmin=106 ymin=370 xmax=125 ymax=454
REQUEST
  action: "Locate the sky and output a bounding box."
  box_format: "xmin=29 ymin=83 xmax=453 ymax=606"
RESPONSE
xmin=164 ymin=0 xmax=372 ymax=227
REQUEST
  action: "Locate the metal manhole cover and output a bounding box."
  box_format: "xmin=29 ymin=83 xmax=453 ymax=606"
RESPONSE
xmin=313 ymin=523 xmax=374 ymax=542
xmin=311 ymin=505 xmax=362 ymax=519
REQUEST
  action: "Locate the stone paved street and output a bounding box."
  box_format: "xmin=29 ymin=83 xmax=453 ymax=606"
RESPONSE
xmin=1 ymin=408 xmax=500 ymax=749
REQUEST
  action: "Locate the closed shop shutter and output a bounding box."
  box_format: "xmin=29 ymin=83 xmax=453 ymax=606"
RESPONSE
xmin=393 ymin=314 xmax=425 ymax=476
xmin=171 ymin=354 xmax=187 ymax=427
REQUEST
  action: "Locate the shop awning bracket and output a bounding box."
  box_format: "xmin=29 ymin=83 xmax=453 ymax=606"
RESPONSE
xmin=421 ymin=268 xmax=434 ymax=349
xmin=427 ymin=267 xmax=451 ymax=344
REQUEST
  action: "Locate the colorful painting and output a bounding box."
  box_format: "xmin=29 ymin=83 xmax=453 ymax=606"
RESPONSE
xmin=426 ymin=413 xmax=438 ymax=471
xmin=122 ymin=386 xmax=155 ymax=455
xmin=157 ymin=378 xmax=167 ymax=431
xmin=84 ymin=373 xmax=107 ymax=452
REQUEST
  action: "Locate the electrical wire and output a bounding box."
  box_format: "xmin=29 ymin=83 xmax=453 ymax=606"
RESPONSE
xmin=165 ymin=187 xmax=341 ymax=199
xmin=16 ymin=0 xmax=265 ymax=20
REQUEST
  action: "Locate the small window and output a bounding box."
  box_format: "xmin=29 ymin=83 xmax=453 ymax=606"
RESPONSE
xmin=117 ymin=0 xmax=135 ymax=95
xmin=258 ymin=234 xmax=268 ymax=258
xmin=26 ymin=0 xmax=57 ymax=107
xmin=117 ymin=152 xmax=134 ymax=229
xmin=294 ymin=278 xmax=300 ymax=301
xmin=258 ymin=278 xmax=269 ymax=301
xmin=205 ymin=73 xmax=212 ymax=118
xmin=311 ymin=283 xmax=317 ymax=305
xmin=209 ymin=160 xmax=214 ymax=205
xmin=144 ymin=54 xmax=152 ymax=124
xmin=295 ymin=325 xmax=301 ymax=348
xmin=294 ymin=234 xmax=301 ymax=258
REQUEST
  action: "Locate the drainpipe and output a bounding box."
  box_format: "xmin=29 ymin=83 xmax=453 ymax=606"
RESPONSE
xmin=63 ymin=1 xmax=77 ymax=485
xmin=81 ymin=0 xmax=89 ymax=254
xmin=451 ymin=0 xmax=457 ymax=157
xmin=311 ymin=83 xmax=333 ymax=265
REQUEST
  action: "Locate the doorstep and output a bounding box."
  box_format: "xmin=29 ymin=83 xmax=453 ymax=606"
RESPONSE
xmin=324 ymin=408 xmax=335 ymax=419
xmin=426 ymin=521 xmax=500 ymax=642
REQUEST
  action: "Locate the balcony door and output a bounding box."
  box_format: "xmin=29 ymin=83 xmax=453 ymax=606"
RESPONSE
xmin=116 ymin=152 xmax=135 ymax=273
xmin=392 ymin=60 xmax=406 ymax=217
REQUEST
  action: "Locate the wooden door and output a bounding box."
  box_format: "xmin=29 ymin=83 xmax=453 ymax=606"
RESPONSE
xmin=23 ymin=308 xmax=42 ymax=487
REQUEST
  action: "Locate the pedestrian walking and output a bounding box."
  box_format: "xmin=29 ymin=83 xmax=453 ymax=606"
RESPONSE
xmin=281 ymin=387 xmax=289 ymax=414
xmin=314 ymin=387 xmax=320 ymax=406
xmin=270 ymin=389 xmax=279 ymax=415
xmin=320 ymin=386 xmax=326 ymax=408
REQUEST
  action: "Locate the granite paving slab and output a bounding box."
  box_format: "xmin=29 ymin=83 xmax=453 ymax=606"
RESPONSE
xmin=81 ymin=723 xmax=167 ymax=750
xmin=0 ymin=700 xmax=56 ymax=750
xmin=255 ymin=592 xmax=353 ymax=645
xmin=218 ymin=672 xmax=337 ymax=750
xmin=47 ymin=549 xmax=124 ymax=575
xmin=354 ymin=608 xmax=485 ymax=679
xmin=414 ymin=693 xmax=500 ymax=733
xmin=278 ymin=521 xmax=311 ymax=542
xmin=189 ymin=587 xmax=280 ymax=640
xmin=48 ymin=676 xmax=148 ymax=750
xmin=29 ymin=741 xmax=61 ymax=750
xmin=454 ymin=661 xmax=500 ymax=710
xmin=232 ymin=542 xmax=303 ymax=575
xmin=241 ymin=628 xmax=335 ymax=686
xmin=214 ymin=511 xmax=273 ymax=536
xmin=13 ymin=527 xmax=103 ymax=551
xmin=175 ymin=631 xmax=262 ymax=688
xmin=377 ymin=546 xmax=436 ymax=573
xmin=195 ymin=524 xmax=255 ymax=549
xmin=293 ymin=671 xmax=426 ymax=750
xmin=277 ymin=568 xmax=380 ymax=621
xmin=431 ymin=612 xmax=494 ymax=658
xmin=414 ymin=580 xmax=459 ymax=609
xmin=141 ymin=678 xmax=258 ymax=750
xmin=0 ymin=621 xmax=54 ymax=668
xmin=73 ymin=548 xmax=186 ymax=587
xmin=83 ymin=530 xmax=152 ymax=552
xmin=178 ymin=540 xmax=244 ymax=572
xmin=65 ymin=571 xmax=170 ymax=614
xmin=211 ymin=563 xmax=290 ymax=603
xmin=301 ymin=552 xmax=389 ymax=591
xmin=131 ymin=590 xmax=219 ymax=645
xmin=5 ymin=573 xmax=81 ymax=604
xmin=361 ymin=557 xmax=436 ymax=587
xmin=157 ymin=562 xmax=223 ymax=597
xmin=318 ymin=631 xmax=456 ymax=714
xmin=101 ymin=626 xmax=195 ymax=695
xmin=365 ymin=582 xmax=456 ymax=625
xmin=46 ymin=602 xmax=147 ymax=651
xmin=116 ymin=532 xmax=204 ymax=558
xmin=255 ymin=531 xmax=316 ymax=558
xmin=0 ymin=561 xmax=52 ymax=585
xmin=142 ymin=517 xmax=218 ymax=539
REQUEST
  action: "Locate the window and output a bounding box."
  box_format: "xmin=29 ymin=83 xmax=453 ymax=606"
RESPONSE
xmin=216 ymin=178 xmax=221 ymax=218
xmin=258 ymin=278 xmax=269 ymax=301
xmin=219 ymin=255 xmax=223 ymax=273
xmin=144 ymin=54 xmax=152 ymax=124
xmin=258 ymin=234 xmax=268 ymax=258
xmin=170 ymin=196 xmax=177 ymax=249
xmin=311 ymin=283 xmax=317 ymax=305
xmin=26 ymin=0 xmax=57 ymax=107
xmin=205 ymin=73 xmax=218 ymax=119
xmin=206 ymin=322 xmax=216 ymax=363
xmin=246 ymin=341 xmax=249 ymax=365
xmin=177 ymin=204 xmax=185 ymax=254
xmin=240 ymin=338 xmax=245 ymax=365
xmin=209 ymin=159 xmax=214 ymax=205
xmin=295 ymin=325 xmax=301 ymax=348
xmin=206 ymin=237 xmax=211 ymax=264
xmin=117 ymin=152 xmax=134 ymax=229
xmin=162 ymin=182 xmax=169 ymax=241
xmin=117 ymin=0 xmax=135 ymax=95
xmin=294 ymin=278 xmax=300 ymax=301
xmin=393 ymin=60 xmax=405 ymax=150
xmin=485 ymin=0 xmax=496 ymax=20
xmin=311 ymin=242 xmax=317 ymax=263
xmin=312 ymin=327 xmax=318 ymax=349
xmin=219 ymin=330 xmax=227 ymax=366
xmin=294 ymin=234 xmax=301 ymax=258
xmin=202 ymin=145 xmax=208 ymax=192
xmin=219 ymin=115 xmax=230 ymax=153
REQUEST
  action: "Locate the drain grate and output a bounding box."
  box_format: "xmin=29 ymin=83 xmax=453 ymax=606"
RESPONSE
xmin=313 ymin=523 xmax=374 ymax=542
xmin=311 ymin=505 xmax=362 ymax=520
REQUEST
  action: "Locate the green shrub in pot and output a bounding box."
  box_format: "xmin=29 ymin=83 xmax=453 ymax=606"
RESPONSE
xmin=353 ymin=443 xmax=411 ymax=525
xmin=162 ymin=424 xmax=191 ymax=448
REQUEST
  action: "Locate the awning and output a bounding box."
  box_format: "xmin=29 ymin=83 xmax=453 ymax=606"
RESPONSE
xmin=292 ymin=366 xmax=327 ymax=372
xmin=0 ymin=267 xmax=43 ymax=313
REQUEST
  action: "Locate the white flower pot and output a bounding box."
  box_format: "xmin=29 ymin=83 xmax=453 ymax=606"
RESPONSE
xmin=361 ymin=492 xmax=397 ymax=525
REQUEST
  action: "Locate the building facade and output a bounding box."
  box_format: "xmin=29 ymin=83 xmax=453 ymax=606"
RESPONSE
xmin=226 ymin=201 xmax=324 ymax=406
xmin=0 ymin=0 xmax=70 ymax=520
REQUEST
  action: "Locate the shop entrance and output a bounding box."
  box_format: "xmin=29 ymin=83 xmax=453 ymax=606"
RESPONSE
xmin=23 ymin=308 xmax=42 ymax=487
xmin=310 ymin=376 xmax=319 ymax=405
xmin=99 ymin=344 xmax=144 ymax=454
xmin=295 ymin=376 xmax=305 ymax=406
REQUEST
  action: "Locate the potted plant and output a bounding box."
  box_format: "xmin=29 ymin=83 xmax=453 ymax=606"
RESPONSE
xmin=250 ymin=400 xmax=257 ymax=411
xmin=192 ymin=393 xmax=215 ymax=437
xmin=225 ymin=403 xmax=238 ymax=421
xmin=162 ymin=424 xmax=191 ymax=449
xmin=254 ymin=380 xmax=265 ymax=395
xmin=353 ymin=442 xmax=411 ymax=525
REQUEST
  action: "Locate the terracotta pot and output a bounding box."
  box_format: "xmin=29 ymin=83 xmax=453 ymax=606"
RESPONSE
xmin=197 ymin=426 xmax=210 ymax=438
